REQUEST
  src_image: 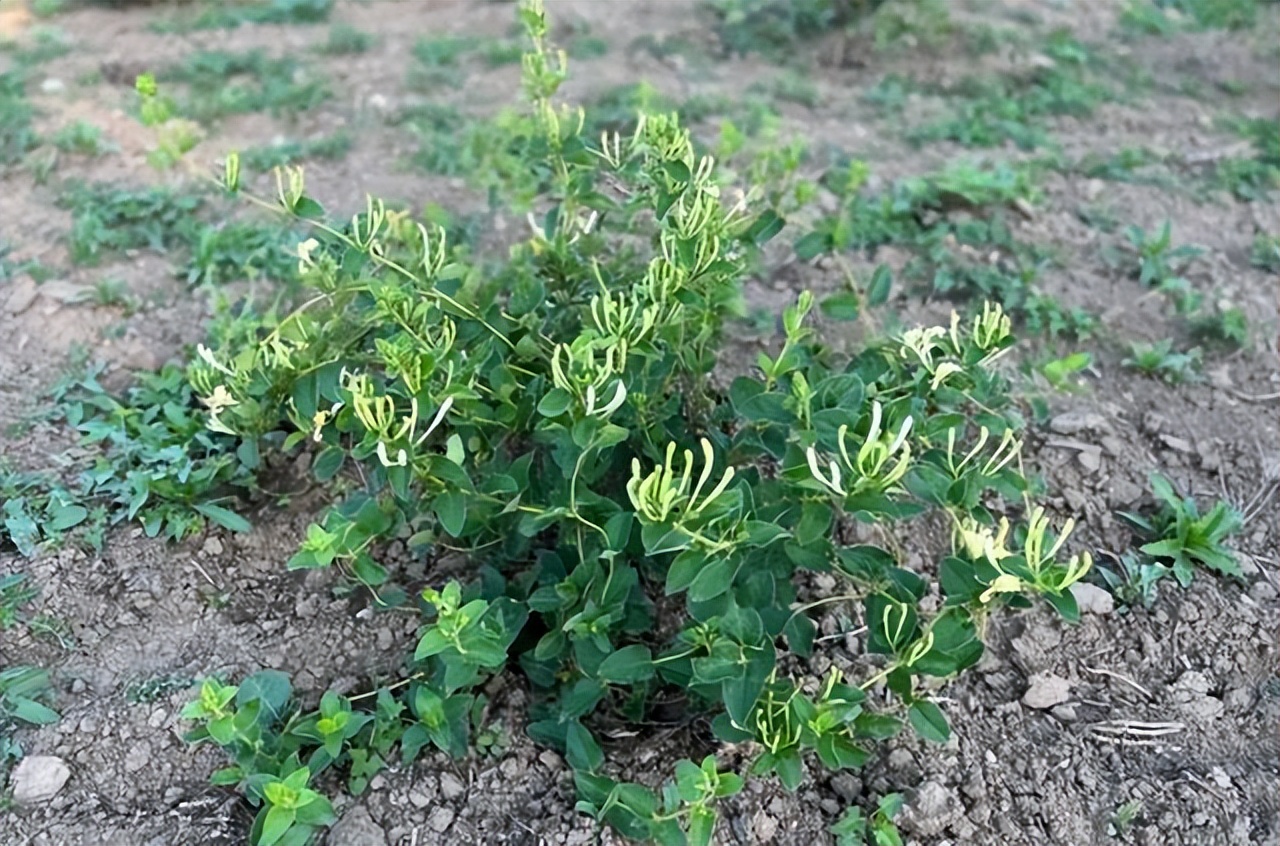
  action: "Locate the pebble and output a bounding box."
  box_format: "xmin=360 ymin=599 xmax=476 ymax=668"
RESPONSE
xmin=1070 ymin=583 xmax=1115 ymax=615
xmin=1049 ymin=411 xmax=1109 ymax=435
xmin=327 ymin=805 xmax=387 ymax=846
xmin=11 ymin=756 xmax=71 ymax=804
xmin=753 ymin=812 xmax=779 ymax=841
xmin=830 ymin=773 xmax=861 ymax=802
xmin=897 ymin=781 xmax=964 ymax=836
xmin=202 ymin=536 xmax=224 ymax=556
xmin=1022 ymin=673 xmax=1072 ymax=709
xmin=439 ymin=772 xmax=466 ymax=800
xmin=426 ymin=806 xmax=455 ymax=834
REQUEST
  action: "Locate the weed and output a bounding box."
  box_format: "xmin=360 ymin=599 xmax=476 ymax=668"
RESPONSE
xmin=1125 ymin=220 xmax=1203 ymax=292
xmin=1038 ymin=350 xmax=1092 ymax=389
xmin=238 ymin=133 xmax=352 ymax=171
xmin=4 ymin=26 xmax=72 ymax=66
xmin=0 ymin=665 xmax=59 ymax=789
xmin=1121 ymin=473 xmax=1242 ymax=587
xmin=154 ymin=0 xmax=333 ymax=32
xmin=0 ymin=363 xmax=259 ymax=557
xmin=1122 ymin=339 xmax=1201 ymax=383
xmin=752 ymin=70 xmax=823 ymax=108
xmin=911 ymin=33 xmax=1112 ymax=151
xmin=60 ymin=182 xmax=203 ymax=264
xmin=1111 ymin=798 xmax=1144 ymax=836
xmin=182 ymin=220 xmax=302 ymax=287
xmin=52 ymin=120 xmax=113 ymax=156
xmin=161 ymin=50 xmax=329 ymax=123
xmin=0 ymin=72 xmax=38 ymax=166
xmin=0 ymin=574 xmax=39 ymax=630
xmin=408 ymin=36 xmax=480 ymax=90
xmin=1189 ymin=302 xmax=1248 ymax=348
xmin=1095 ymin=552 xmax=1170 ymax=608
xmin=319 ymin=23 xmax=374 ymax=55
xmin=73 ymin=277 xmax=137 ymax=312
xmin=1214 ymin=117 xmax=1280 ymax=200
xmin=126 ymin=674 xmax=197 ymax=705
xmin=830 ymin=793 xmax=904 ymax=845
xmin=1251 ymin=232 xmax=1280 ymax=272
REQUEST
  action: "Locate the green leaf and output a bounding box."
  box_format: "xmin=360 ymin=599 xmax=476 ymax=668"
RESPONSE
xmin=258 ymin=804 xmax=296 ymax=846
xmin=688 ymin=557 xmax=734 ymax=602
xmin=10 ymin=697 xmax=59 ymax=725
xmin=565 ymin=721 xmax=604 ymax=772
xmin=537 ymin=388 xmax=574 ymax=418
xmin=746 ymin=210 xmax=784 ymax=245
xmin=434 ymin=491 xmax=468 ymax=537
xmin=688 ymin=806 xmax=717 ymax=846
xmin=596 ymin=645 xmax=654 ymax=684
xmin=48 ymin=503 xmax=89 ymax=531
xmin=194 ymin=503 xmax=252 ymax=533
xmin=866 ymin=264 xmax=892 ymax=305
xmin=820 ymin=291 xmax=860 ymax=321
xmin=794 ymin=231 xmax=830 ymax=260
xmin=907 ymin=700 xmax=950 ymax=743
xmin=312 ymin=446 xmax=345 ymax=481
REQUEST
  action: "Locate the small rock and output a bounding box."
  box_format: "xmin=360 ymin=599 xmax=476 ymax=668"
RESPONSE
xmin=4 ymin=278 xmax=38 ymax=315
xmin=327 ymin=806 xmax=387 ymax=846
xmin=1108 ymin=477 xmax=1145 ymax=508
xmin=897 ymin=781 xmax=964 ymax=836
xmin=125 ymin=742 xmax=151 ymax=773
xmin=1051 ymin=703 xmax=1078 ymax=722
xmin=426 ymin=806 xmax=455 ymax=834
xmin=1022 ymin=673 xmax=1072 ymax=709
xmin=1049 ymin=411 xmax=1109 ymax=435
xmin=1070 ymin=583 xmax=1114 ymax=615
xmin=439 ymin=772 xmax=466 ymax=800
xmin=830 ymin=773 xmax=861 ymax=802
xmin=753 ymin=812 xmax=779 ymax=842
xmin=202 ymin=536 xmax=224 ymax=556
xmin=539 ymin=750 xmax=563 ymax=770
xmin=407 ymin=785 xmax=432 ymax=809
xmin=1077 ymin=449 xmax=1102 ymax=472
xmin=11 ymin=756 xmax=71 ymax=804
xmin=40 ymin=77 xmax=66 ymax=94
xmin=1161 ymin=435 xmax=1193 ymax=454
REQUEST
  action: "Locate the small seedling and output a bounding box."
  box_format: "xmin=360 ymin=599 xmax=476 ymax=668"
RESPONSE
xmin=1094 ymin=552 xmax=1170 ymax=609
xmin=1122 ymin=339 xmax=1200 ymax=383
xmin=52 ymin=120 xmax=114 ymax=156
xmin=1125 ymin=221 xmax=1203 ymax=289
xmin=319 ymin=23 xmax=374 ymax=55
xmin=1111 ymin=798 xmax=1144 ymax=836
xmin=830 ymin=793 xmax=905 ymax=846
xmin=0 ymin=574 xmax=39 ymax=629
xmin=1121 ymin=473 xmax=1242 ymax=587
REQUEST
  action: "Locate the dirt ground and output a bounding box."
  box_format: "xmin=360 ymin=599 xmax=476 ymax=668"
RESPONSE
xmin=0 ymin=0 xmax=1277 ymax=844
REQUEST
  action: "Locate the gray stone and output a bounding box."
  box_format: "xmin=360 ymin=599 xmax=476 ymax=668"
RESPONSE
xmin=327 ymin=806 xmax=387 ymax=846
xmin=11 ymin=756 xmax=71 ymax=804
xmin=439 ymin=771 xmax=466 ymax=799
xmin=426 ymin=806 xmax=455 ymax=834
xmin=898 ymin=780 xmax=963 ymax=836
xmin=1022 ymin=673 xmax=1072 ymax=709
xmin=1049 ymin=411 xmax=1109 ymax=435
xmin=1070 ymin=583 xmax=1115 ymax=615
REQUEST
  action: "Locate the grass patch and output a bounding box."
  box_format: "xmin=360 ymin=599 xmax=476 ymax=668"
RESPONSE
xmin=0 ymin=73 xmax=37 ymax=166
xmin=51 ymin=120 xmax=113 ymax=156
xmin=61 ymin=182 xmax=203 ymax=265
xmin=238 ymin=132 xmax=353 ymax=171
xmin=160 ymin=49 xmax=329 ymax=123
xmin=319 ymin=22 xmax=375 ymax=55
xmin=152 ymin=0 xmax=333 ymax=32
xmin=910 ymin=32 xmax=1113 ymax=150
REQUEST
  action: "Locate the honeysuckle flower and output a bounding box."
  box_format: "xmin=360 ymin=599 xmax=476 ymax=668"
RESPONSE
xmin=900 ymin=325 xmax=947 ymax=369
xmin=201 ymin=384 xmax=239 ymax=415
xmin=311 ymin=402 xmax=344 ymax=443
xmin=954 ymin=515 xmax=1012 ymax=564
xmin=196 ymin=344 xmax=234 ymax=377
xmin=584 ymin=381 xmax=627 ymax=418
xmin=376 ymin=441 xmax=407 ymax=467
xmin=627 ymin=438 xmax=735 ymax=524
xmin=929 ymin=361 xmax=965 ymax=391
xmin=980 ymin=573 xmax=1025 ymax=603
xmin=806 ymin=445 xmax=845 ymax=496
xmin=946 ymin=426 xmax=1022 ymax=479
xmin=296 ymin=237 xmax=320 ymax=274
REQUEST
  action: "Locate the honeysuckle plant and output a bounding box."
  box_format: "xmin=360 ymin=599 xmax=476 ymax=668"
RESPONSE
xmin=166 ymin=2 xmax=1095 ymax=843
